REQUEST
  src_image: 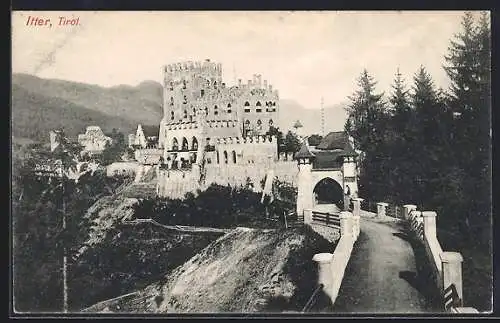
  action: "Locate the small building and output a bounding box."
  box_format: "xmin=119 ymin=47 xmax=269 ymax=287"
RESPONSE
xmin=77 ymin=126 xmax=113 ymax=154
xmin=130 ymin=124 xmax=160 ymax=149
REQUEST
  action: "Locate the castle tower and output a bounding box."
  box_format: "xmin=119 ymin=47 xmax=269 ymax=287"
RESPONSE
xmin=295 ymin=140 xmax=316 ymax=216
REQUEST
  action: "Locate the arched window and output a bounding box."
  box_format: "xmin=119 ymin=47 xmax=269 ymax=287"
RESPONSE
xmin=256 ymin=101 xmax=262 ymax=106
xmin=227 ymin=103 xmax=232 ymax=113
xmin=257 ymin=119 xmax=262 ymax=127
xmin=182 ymin=137 xmax=189 ymax=151
xmin=170 ymin=97 xmax=174 ymax=106
xmin=192 ymin=137 xmax=198 ymax=150
xmin=216 ymin=151 xmax=220 ymax=164
xmin=232 ymin=150 xmax=237 ymax=164
xmin=182 ymin=80 xmax=187 ymax=89
xmin=269 ymin=119 xmax=274 ymax=126
xmin=172 ymin=138 xmax=179 ymax=151
xmin=245 ymin=120 xmax=250 ymax=127
xmin=223 ymin=151 xmax=228 ymax=164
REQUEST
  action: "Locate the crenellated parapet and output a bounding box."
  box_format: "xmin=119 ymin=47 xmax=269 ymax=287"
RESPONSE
xmin=214 ymin=135 xmax=277 ymax=145
xmin=163 ymin=59 xmax=222 ymax=77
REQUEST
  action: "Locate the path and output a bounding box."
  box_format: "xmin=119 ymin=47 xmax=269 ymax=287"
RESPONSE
xmin=331 ymin=212 xmax=440 ymax=313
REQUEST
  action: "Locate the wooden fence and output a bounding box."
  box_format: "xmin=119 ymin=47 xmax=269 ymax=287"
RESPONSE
xmin=312 ymin=211 xmax=341 ymax=228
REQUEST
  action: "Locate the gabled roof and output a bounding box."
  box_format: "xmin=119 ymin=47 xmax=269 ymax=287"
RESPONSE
xmin=294 ymin=141 xmax=315 ymax=159
xmin=141 ymin=125 xmax=160 ymax=138
xmin=316 ymin=131 xmax=357 ymax=156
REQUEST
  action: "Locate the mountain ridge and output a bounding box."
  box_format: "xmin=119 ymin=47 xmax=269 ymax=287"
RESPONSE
xmin=11 ymin=73 xmax=348 ymax=143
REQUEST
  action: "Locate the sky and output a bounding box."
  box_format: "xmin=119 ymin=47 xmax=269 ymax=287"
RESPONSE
xmin=11 ymin=11 xmax=479 ymax=108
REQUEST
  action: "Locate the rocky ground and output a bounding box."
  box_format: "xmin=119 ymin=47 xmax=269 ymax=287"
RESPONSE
xmin=83 ymin=225 xmax=337 ymax=313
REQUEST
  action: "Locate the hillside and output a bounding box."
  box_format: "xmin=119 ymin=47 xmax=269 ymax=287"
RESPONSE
xmin=11 ymin=73 xmax=163 ymax=142
xmin=83 ymin=226 xmax=336 ymax=313
xmin=11 ymin=84 xmax=139 ymax=142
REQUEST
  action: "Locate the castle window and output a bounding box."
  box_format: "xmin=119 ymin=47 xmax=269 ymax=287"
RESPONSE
xmin=169 ymin=82 xmax=173 ymax=90
xmin=192 ymin=137 xmax=198 ymax=150
xmin=269 ymin=119 xmax=274 ymax=126
xmin=182 ymin=137 xmax=189 ymax=151
xmin=192 ymin=107 xmax=196 ymax=115
xmin=232 ymin=150 xmax=237 ymax=164
xmin=272 ymin=102 xmax=276 ymax=106
xmin=256 ymin=101 xmax=262 ymax=107
xmin=244 ymin=108 xmax=251 ymax=113
xmin=223 ymin=151 xmax=228 ymax=164
xmin=170 ymin=97 xmax=174 ymax=106
xmin=172 ymin=138 xmax=179 ymax=151
xmin=256 ymin=108 xmax=262 ymax=113
xmin=183 ymin=95 xmax=187 ymax=104
xmin=205 ymin=107 xmax=209 ymax=116
xmin=182 ymin=80 xmax=187 ymax=89
xmin=245 ymin=120 xmax=250 ymax=127
xmin=216 ymin=151 xmax=220 ymax=164
xmin=227 ymin=103 xmax=232 ymax=113
xmin=244 ymin=101 xmax=250 ymax=106
xmin=170 ymin=111 xmax=174 ymax=120
xmin=257 ymin=119 xmax=262 ymax=126
xmin=214 ymin=105 xmax=218 ymax=116
xmin=201 ymin=89 xmax=205 ymax=97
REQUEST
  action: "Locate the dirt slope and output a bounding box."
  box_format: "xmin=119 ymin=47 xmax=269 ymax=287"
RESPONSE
xmin=84 ymin=225 xmax=336 ymax=313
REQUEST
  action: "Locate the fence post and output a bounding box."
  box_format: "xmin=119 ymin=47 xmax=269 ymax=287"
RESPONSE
xmin=312 ymin=253 xmax=333 ymax=297
xmin=422 ymin=211 xmax=438 ymax=240
xmin=304 ymin=209 xmax=313 ymax=225
xmin=352 ymin=198 xmax=364 ymax=218
xmin=403 ymin=204 xmax=417 ymax=220
xmin=376 ymin=202 xmax=388 ymax=218
xmin=440 ymin=252 xmax=464 ymax=308
xmin=339 ymin=211 xmax=353 ymax=237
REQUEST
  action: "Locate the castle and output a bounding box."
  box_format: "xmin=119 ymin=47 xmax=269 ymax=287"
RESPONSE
xmin=129 ymin=59 xmax=358 ymax=207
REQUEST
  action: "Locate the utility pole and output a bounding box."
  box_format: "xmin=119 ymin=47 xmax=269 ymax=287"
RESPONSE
xmin=320 ymin=96 xmax=325 ymax=136
xmin=61 ymin=169 xmax=68 ymax=313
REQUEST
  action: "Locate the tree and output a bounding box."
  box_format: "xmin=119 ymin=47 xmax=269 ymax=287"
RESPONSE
xmin=283 ymin=131 xmax=301 ymax=153
xmin=307 ymin=134 xmax=323 ymax=146
xmin=345 ymin=69 xmax=385 ymax=152
xmin=443 ymin=11 xmax=491 ymax=238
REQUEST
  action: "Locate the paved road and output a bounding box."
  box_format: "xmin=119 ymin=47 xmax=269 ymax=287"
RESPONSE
xmin=331 ymin=215 xmax=441 ymax=314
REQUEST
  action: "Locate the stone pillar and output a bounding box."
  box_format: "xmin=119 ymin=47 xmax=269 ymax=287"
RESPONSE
xmin=343 ymin=195 xmax=350 ymax=211
xmin=377 ymin=202 xmax=388 ymax=218
xmin=422 ymin=211 xmax=437 ymax=240
xmin=304 ymin=209 xmax=313 ymax=225
xmin=313 ymin=253 xmax=333 ymax=296
xmin=403 ymin=204 xmax=417 ymax=220
xmin=352 ymin=198 xmax=364 ymax=218
xmin=352 ymin=214 xmax=360 ymax=239
xmin=440 ymin=252 xmax=464 ymax=308
xmin=339 ymin=211 xmax=353 ymax=237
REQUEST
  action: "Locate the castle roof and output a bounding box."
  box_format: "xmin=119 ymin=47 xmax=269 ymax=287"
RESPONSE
xmin=316 ymin=131 xmax=357 ymax=156
xmin=294 ymin=141 xmax=315 ymax=159
xmin=293 ymin=120 xmax=303 ymax=128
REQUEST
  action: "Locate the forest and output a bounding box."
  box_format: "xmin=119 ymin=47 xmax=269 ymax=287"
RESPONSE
xmin=343 ymin=12 xmax=491 ymax=310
